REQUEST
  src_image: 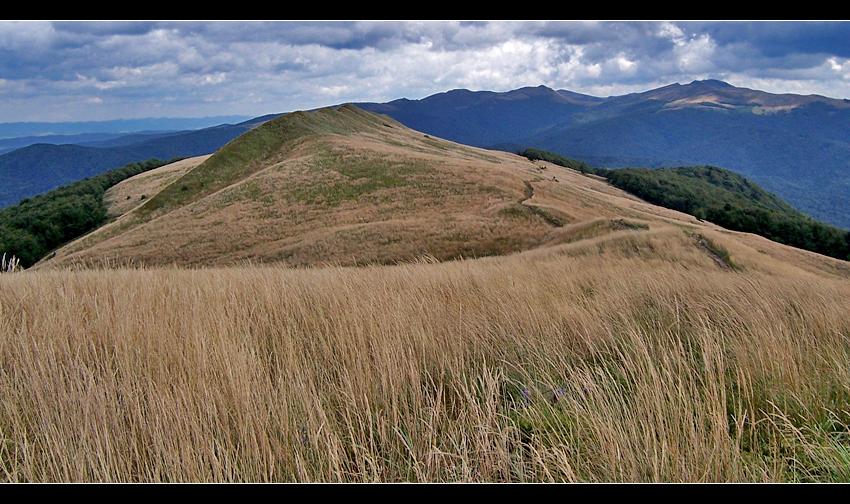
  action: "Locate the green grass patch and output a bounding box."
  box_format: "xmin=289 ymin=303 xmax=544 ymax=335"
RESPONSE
xmin=287 ymin=150 xmax=432 ymax=207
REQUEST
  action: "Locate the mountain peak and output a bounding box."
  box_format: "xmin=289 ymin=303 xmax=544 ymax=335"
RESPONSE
xmin=504 ymin=85 xmax=560 ymax=98
xmin=689 ymin=79 xmax=734 ymax=88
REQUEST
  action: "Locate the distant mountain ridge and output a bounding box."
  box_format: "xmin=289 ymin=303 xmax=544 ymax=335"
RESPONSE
xmin=0 ymin=115 xmax=251 ymax=139
xmin=358 ymin=85 xmax=600 ymax=148
xmin=0 ymin=132 xmax=133 ymax=155
xmin=358 ymin=80 xmax=850 ymax=228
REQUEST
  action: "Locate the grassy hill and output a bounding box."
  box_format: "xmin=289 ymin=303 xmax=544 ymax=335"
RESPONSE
xmin=44 ymin=105 xmax=653 ymax=269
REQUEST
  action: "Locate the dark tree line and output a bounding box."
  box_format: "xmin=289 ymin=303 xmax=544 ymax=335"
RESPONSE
xmin=0 ymin=158 xmax=175 ymax=267
xmin=703 ymin=205 xmax=850 ymax=260
xmin=518 ymin=148 xmax=605 ymax=175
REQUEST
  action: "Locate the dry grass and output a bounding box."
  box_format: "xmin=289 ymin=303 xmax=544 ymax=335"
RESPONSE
xmin=1 ymin=253 xmax=21 ymax=273
xmin=2 ymin=230 xmax=849 ymax=482
xmin=103 ymin=155 xmax=210 ymax=218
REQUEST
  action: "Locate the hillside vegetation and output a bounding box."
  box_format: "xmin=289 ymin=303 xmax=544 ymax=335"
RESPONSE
xmin=0 ymin=158 xmax=172 ymax=267
xmin=519 ymin=149 xmax=850 ymax=261
xmin=519 ymin=148 xmax=595 ymax=174
xmin=605 ymin=167 xmax=850 ymax=261
xmin=0 ymin=115 xmax=275 ymax=209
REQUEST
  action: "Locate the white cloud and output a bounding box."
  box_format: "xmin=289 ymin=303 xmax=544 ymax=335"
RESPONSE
xmin=826 ymin=57 xmax=850 ymax=80
xmin=658 ymin=22 xmax=685 ymax=42
xmin=615 ymin=54 xmax=638 ymax=74
xmin=198 ymin=72 xmax=227 ymax=85
xmin=675 ymin=34 xmax=717 ymax=73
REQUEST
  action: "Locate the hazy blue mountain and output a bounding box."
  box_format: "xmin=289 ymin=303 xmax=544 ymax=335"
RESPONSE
xmin=356 ymin=85 xmax=602 ymax=147
xmin=0 ymin=114 xmax=280 ymax=208
xmin=359 ymin=80 xmax=850 ymax=228
xmin=0 ymin=133 xmax=127 ymax=155
xmin=76 ymin=131 xmax=184 ymax=148
xmin=0 ymin=116 xmax=251 ymax=139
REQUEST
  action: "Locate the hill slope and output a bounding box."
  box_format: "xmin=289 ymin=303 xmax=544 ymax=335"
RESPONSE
xmin=522 ymin=149 xmax=850 ymax=261
xmin=0 ymin=115 xmax=278 ymax=209
xmin=43 ymin=105 xmax=580 ymax=268
xmin=359 ymin=80 xmax=850 ymax=228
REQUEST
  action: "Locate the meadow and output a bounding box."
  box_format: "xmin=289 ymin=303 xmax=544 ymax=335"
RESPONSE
xmin=2 ymin=229 xmax=849 ymax=482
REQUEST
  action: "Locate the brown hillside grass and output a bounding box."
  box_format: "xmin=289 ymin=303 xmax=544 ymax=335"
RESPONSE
xmin=2 ymin=230 xmax=850 ymax=482
xmin=104 ymin=155 xmax=210 ymax=218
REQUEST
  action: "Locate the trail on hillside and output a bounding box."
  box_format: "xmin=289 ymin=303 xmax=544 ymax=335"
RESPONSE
xmin=519 ymin=180 xmax=565 ymax=228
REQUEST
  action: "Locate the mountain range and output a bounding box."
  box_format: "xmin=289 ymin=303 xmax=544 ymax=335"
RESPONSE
xmin=0 ymin=115 xmax=251 ymax=140
xmin=358 ymin=80 xmax=850 ymax=228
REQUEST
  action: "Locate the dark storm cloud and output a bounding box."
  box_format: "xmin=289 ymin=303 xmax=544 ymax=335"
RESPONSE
xmin=0 ymin=21 xmax=849 ymax=122
xmin=52 ymin=21 xmax=159 ymax=36
xmin=685 ymin=21 xmax=850 ymax=59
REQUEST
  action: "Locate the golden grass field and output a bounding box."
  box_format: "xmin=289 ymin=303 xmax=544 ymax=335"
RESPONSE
xmin=3 ymin=225 xmax=850 ymax=482
xmin=2 ymin=106 xmax=849 ymax=482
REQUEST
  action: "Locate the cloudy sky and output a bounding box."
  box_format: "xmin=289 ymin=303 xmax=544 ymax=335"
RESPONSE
xmin=2 ymin=20 xmax=850 ymax=122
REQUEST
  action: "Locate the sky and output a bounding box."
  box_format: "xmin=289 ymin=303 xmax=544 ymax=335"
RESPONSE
xmin=2 ymin=20 xmax=850 ymax=122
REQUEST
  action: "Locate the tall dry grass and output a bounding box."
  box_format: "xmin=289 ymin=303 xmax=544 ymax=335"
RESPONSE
xmin=1 ymin=236 xmax=849 ymax=482
xmin=1 ymin=253 xmax=21 ymax=273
